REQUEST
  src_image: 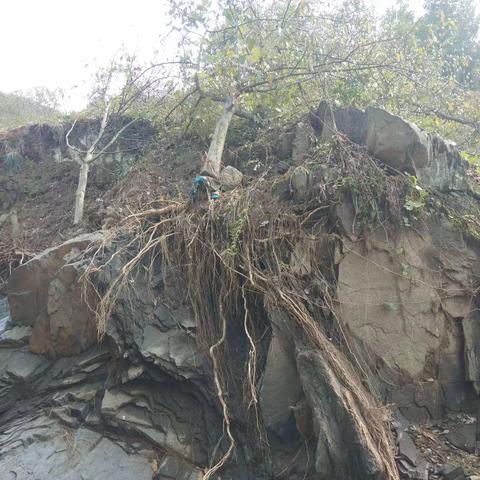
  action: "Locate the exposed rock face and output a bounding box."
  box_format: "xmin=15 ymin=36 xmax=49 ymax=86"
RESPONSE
xmin=310 ymin=102 xmax=470 ymax=192
xmin=336 ymin=210 xmax=480 ymax=422
xmin=1 ymin=104 xmax=480 ymax=479
xmin=260 ymin=309 xmax=303 ymax=443
xmin=0 ymin=119 xmax=154 ymax=169
xmin=298 ymin=348 xmax=386 ymax=480
xmin=0 ymin=236 xmax=220 ymax=479
xmin=6 ymin=233 xmax=102 ymax=356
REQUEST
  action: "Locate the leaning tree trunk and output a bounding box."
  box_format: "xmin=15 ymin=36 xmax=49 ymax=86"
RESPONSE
xmin=201 ymin=97 xmax=235 ymax=178
xmin=74 ymin=161 xmax=90 ymax=225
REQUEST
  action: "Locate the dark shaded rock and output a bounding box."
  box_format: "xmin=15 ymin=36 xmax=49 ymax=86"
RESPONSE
xmin=290 ymin=166 xmax=311 ymax=201
xmin=156 ymin=455 xmax=201 ymax=480
xmin=445 ymin=422 xmax=477 ymax=454
xmin=278 ymin=129 xmax=295 ymax=159
xmin=441 ymin=383 xmax=478 ymax=414
xmin=333 ymin=106 xmax=368 ymax=144
xmin=438 ymin=463 xmax=465 ymax=480
xmin=297 ymin=347 xmax=386 ymax=480
xmin=276 ymin=160 xmax=290 ymax=174
xmin=292 ymin=121 xmax=315 ymax=162
xmin=260 ymin=309 xmax=303 ymax=443
xmin=439 ymin=353 xmax=465 ymax=384
xmin=310 ymin=100 xmax=337 ymax=142
xmin=271 ymin=176 xmax=291 ymax=200
xmin=463 ymin=310 xmax=480 ymax=394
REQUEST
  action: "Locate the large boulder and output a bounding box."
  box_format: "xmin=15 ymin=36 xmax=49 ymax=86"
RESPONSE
xmin=6 ymin=233 xmax=102 ymax=356
xmin=310 ymin=102 xmax=470 ymax=192
xmin=219 ymin=165 xmax=243 ymax=190
xmin=364 ymin=106 xmax=430 ymax=173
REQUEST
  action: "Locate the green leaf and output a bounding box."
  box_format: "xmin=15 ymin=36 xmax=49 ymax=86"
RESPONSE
xmin=248 ymin=46 xmax=262 ymax=63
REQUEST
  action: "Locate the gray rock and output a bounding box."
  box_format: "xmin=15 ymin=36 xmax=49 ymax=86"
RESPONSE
xmin=445 ymin=423 xmax=477 ymax=454
xmin=438 ymin=464 xmax=465 ymax=480
xmin=292 ymin=121 xmax=315 ymax=162
xmin=0 ymin=348 xmax=51 ymax=381
xmin=219 ymin=165 xmax=243 ymax=190
xmin=398 ymin=431 xmax=420 ymax=465
xmin=6 ymin=233 xmax=103 ymax=356
xmin=311 ymin=102 xmax=469 ymax=192
xmin=365 ymin=106 xmax=430 ymax=173
xmin=0 ymin=415 xmax=154 ymax=480
xmin=260 ymin=309 xmax=302 ymax=443
xmin=100 ymin=381 xmax=217 ymax=465
xmin=297 ymin=347 xmax=385 ymax=480
xmin=0 ymin=296 xmax=11 ymax=332
xmin=463 ymin=310 xmax=480 ymax=394
xmin=140 ymin=325 xmax=208 ymax=379
xmin=290 ymin=166 xmax=311 ymax=200
xmin=0 ymin=325 xmax=32 ymax=347
xmin=156 ymin=455 xmax=201 ymax=480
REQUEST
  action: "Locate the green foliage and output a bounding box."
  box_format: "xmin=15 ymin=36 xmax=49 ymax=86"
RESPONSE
xmin=114 ymin=156 xmax=136 ymax=179
xmin=3 ymin=150 xmax=24 ymax=173
xmin=161 ymin=0 xmax=480 ymax=156
xmin=403 ymin=176 xmax=429 ymax=225
xmin=166 ymin=0 xmax=396 ymax=135
xmin=0 ymin=90 xmax=61 ymax=130
xmin=417 ymin=0 xmax=480 ymax=87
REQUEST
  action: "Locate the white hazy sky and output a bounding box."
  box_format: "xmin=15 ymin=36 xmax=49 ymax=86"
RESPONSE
xmin=0 ymin=0 xmax=424 ymax=111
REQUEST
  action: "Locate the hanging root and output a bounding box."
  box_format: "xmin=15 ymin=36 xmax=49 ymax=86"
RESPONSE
xmin=84 ymin=138 xmax=407 ymax=479
xmin=242 ymin=286 xmax=259 ymax=412
xmin=203 ymin=303 xmax=236 ymax=480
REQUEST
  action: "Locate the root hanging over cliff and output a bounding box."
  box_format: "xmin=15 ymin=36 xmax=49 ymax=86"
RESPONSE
xmin=85 ymin=138 xmax=404 ymax=479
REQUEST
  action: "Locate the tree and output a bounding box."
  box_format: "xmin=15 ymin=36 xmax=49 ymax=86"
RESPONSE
xmin=66 ymin=56 xmax=169 ymax=224
xmin=377 ymin=0 xmax=480 ymax=152
xmin=417 ymin=0 xmax=480 ymax=87
xmin=168 ymin=0 xmax=401 ymax=179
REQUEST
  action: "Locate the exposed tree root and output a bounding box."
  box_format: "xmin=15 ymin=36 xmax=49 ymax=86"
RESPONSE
xmin=203 ymin=304 xmax=236 ymax=480
xmin=85 ymin=138 xmax=406 ymax=479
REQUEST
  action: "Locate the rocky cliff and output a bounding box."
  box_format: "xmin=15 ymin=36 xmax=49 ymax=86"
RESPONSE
xmin=1 ymin=104 xmax=480 ymax=479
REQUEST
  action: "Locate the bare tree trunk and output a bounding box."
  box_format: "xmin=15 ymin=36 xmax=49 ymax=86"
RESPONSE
xmin=201 ymin=97 xmax=235 ymax=178
xmin=10 ymin=207 xmax=21 ymax=248
xmin=74 ymin=161 xmax=90 ymax=225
